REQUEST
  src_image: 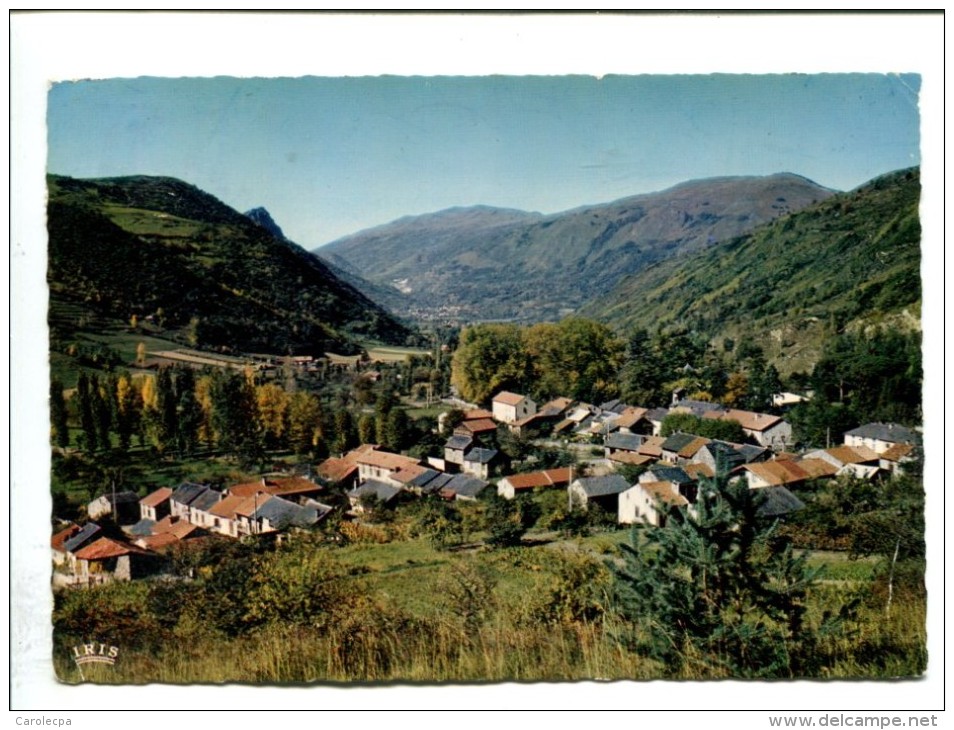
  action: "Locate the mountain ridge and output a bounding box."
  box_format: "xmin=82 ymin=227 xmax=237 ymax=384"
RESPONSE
xmin=317 ymin=173 xmax=836 ymax=322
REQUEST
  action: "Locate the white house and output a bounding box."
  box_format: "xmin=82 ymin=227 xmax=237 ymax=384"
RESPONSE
xmin=703 ymin=408 xmax=793 ymax=450
xmin=491 ymin=391 xmax=537 ymax=424
xmin=844 ymin=423 xmax=920 ymax=455
xmin=618 ymin=480 xmax=688 ymax=527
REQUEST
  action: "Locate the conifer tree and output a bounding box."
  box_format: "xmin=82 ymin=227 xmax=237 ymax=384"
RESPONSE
xmin=75 ymin=372 xmax=98 ymax=452
xmin=613 ymin=472 xmax=855 ymax=678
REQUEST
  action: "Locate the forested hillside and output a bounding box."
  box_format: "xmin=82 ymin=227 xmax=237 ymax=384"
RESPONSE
xmin=318 ymin=174 xmax=833 ymax=322
xmin=47 ymin=175 xmax=415 ymax=359
xmin=583 ymin=168 xmax=921 ymax=375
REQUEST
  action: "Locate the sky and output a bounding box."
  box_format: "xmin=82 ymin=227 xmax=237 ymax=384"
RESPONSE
xmin=46 ymin=73 xmax=921 ymax=248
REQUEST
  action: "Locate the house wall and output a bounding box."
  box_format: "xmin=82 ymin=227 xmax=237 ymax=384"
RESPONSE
xmin=497 ymin=480 xmax=516 ymax=500
xmin=618 ymin=486 xmax=661 ymax=527
xmin=845 ymin=434 xmax=899 ymax=455
xmin=750 ymin=421 xmax=792 ymax=449
xmin=462 ymin=460 xmax=490 ymax=480
xmin=492 ymin=402 xmax=518 ymax=424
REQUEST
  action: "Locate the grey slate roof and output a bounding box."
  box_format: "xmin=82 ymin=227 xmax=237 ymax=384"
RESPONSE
xmin=171 ymin=482 xmax=211 ymax=506
xmin=408 ymin=468 xmax=442 ymax=489
xmin=606 ymin=432 xmax=642 ymax=452
xmin=421 ymin=473 xmax=454 ymax=494
xmin=255 ymin=496 xmax=320 ymax=530
xmin=349 ymin=480 xmax=401 ymax=504
xmin=63 ymin=522 xmax=101 ymax=553
xmin=648 ymin=465 xmax=693 ymax=485
xmin=445 ymin=435 xmax=473 ymax=451
xmin=673 ymin=399 xmax=725 ymax=417
xmin=661 ymin=432 xmax=700 ymax=453
xmin=737 ymin=444 xmax=769 ymax=463
xmin=645 ymin=408 xmax=670 ymax=422
xmin=94 ymin=490 xmax=140 ymax=504
xmin=442 ymin=474 xmax=489 ymax=499
xmin=464 ymin=447 xmax=499 ymax=464
xmin=574 ymin=475 xmax=630 ymax=498
xmin=756 ymin=486 xmax=806 ymax=518
xmin=126 ymin=518 xmax=156 ymax=537
xmin=190 ymin=489 xmax=222 ymax=512
xmin=844 ymin=423 xmax=920 ymax=445
xmin=701 ymin=441 xmax=746 ymax=470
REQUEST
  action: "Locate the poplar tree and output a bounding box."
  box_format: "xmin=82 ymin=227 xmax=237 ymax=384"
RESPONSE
xmin=50 ymin=378 xmax=70 ymax=449
xmin=75 ymin=372 xmax=98 ymax=452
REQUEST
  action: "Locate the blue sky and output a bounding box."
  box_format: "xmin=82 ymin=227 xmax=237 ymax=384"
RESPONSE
xmin=47 ymin=73 xmax=921 ymax=248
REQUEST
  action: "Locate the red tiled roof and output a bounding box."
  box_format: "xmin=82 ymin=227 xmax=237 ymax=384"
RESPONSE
xmin=456 ymin=418 xmax=498 ymax=434
xmin=355 ymin=450 xmax=420 ymax=471
xmin=501 ymin=467 xmax=573 ymax=491
xmin=881 ymin=443 xmax=915 ymax=462
xmin=615 ymin=407 xmax=649 ymax=430
xmin=797 ymin=458 xmax=839 ymax=479
xmin=391 ymin=463 xmax=430 ymax=484
xmin=683 ymin=463 xmax=714 ymax=480
xmin=51 ymin=525 xmax=80 ymax=552
xmin=609 ymin=452 xmax=654 ymax=466
xmin=228 ymin=476 xmax=323 ymax=499
xmin=705 ymin=409 xmax=782 ymax=432
xmin=492 ymin=391 xmax=526 ymax=406
xmin=745 ymin=460 xmax=809 ymax=487
xmin=463 ymin=409 xmax=495 ymax=421
xmin=73 ymin=537 xmax=150 ymax=561
xmin=638 ymin=436 xmax=666 ymax=458
xmin=140 ymin=487 xmax=173 ymax=508
xmin=825 ymin=445 xmax=881 ymax=465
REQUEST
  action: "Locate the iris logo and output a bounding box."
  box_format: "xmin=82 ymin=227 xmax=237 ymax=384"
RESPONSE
xmin=71 ymin=641 xmax=119 ymax=669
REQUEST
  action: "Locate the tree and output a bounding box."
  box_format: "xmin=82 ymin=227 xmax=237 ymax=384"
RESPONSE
xmin=451 ymin=323 xmax=532 ymax=403
xmin=256 ymin=383 xmax=290 ymax=450
xmin=50 ymin=378 xmax=70 ymax=449
xmin=74 ymin=372 xmax=98 ymax=452
xmin=287 ymin=391 xmax=323 ymax=455
xmin=357 ymin=413 xmax=376 ymax=445
xmin=613 ymin=472 xmax=855 ymax=678
xmin=114 ymin=372 xmax=142 ymax=450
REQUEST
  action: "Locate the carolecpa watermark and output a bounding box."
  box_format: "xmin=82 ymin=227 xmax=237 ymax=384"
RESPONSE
xmin=71 ymin=640 xmax=119 ymax=679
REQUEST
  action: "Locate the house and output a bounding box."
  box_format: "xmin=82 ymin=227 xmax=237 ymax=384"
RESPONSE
xmin=491 ymin=391 xmax=537 ymax=424
xmin=454 ymin=418 xmax=499 ymax=440
xmin=754 ymin=486 xmax=805 ymax=519
xmin=58 ymin=522 xmax=103 ymax=570
xmin=644 ymin=408 xmax=670 ymax=436
xmin=497 ymin=467 xmax=572 ymax=500
xmin=660 ymin=433 xmax=710 ymax=464
xmin=568 ymin=475 xmax=631 ymax=513
xmin=51 ymin=524 xmax=83 ymax=566
xmin=641 ymin=465 xmax=699 ymax=503
xmin=355 ymin=450 xmax=422 ymax=487
xmin=185 ymin=487 xmax=224 ymax=530
xmin=438 ymin=474 xmax=490 ymax=502
xmin=462 ymin=447 xmax=501 ymax=480
xmin=615 ymin=406 xmax=651 ymax=435
xmin=444 ymin=434 xmax=473 ymax=467
xmin=693 ymin=441 xmax=746 ymax=473
xmin=315 ymin=444 xmax=378 ymax=490
xmin=618 ymin=480 xmax=688 ymax=527
xmin=803 ymin=446 xmax=884 ymax=480
xmin=703 ymin=409 xmax=793 ymax=450
xmin=134 ymin=515 xmax=207 ymax=550
xmin=672 ymin=398 xmax=724 ymax=417
xmin=170 ymin=482 xmax=214 ymax=521
xmin=392 ymin=466 xmax=445 ymax=495
xmin=227 ymin=475 xmax=324 ymax=503
xmin=139 ymin=487 xmax=173 ymax=522
xmin=347 ymin=480 xmax=402 ymax=513
xmin=510 ymin=397 xmax=573 ymax=436
xmin=605 ymin=432 xmax=651 ymax=461
xmin=87 ymin=491 xmax=141 ymax=525
xmin=253 ymin=496 xmax=331 ymax=533
xmin=636 ymin=435 xmax=667 ymax=460
xmin=844 ymin=423 xmax=920 ymax=455
xmin=69 ymin=537 xmax=161 ymax=586
xmin=739 ymin=460 xmax=811 ymax=490
xmin=207 ymin=493 xmax=262 ymax=537
xmin=879 ymin=443 xmax=918 ymax=475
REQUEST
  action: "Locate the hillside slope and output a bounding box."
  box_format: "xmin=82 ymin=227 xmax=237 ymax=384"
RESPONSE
xmin=582 ymin=167 xmax=921 ymax=374
xmin=47 ymin=175 xmax=414 ymax=357
xmin=318 ymin=174 xmax=834 ymax=322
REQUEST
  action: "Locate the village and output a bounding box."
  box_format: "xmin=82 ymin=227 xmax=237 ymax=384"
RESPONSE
xmin=51 ymin=377 xmax=921 ymax=589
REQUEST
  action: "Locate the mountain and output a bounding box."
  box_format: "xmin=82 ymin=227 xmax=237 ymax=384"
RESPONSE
xmin=47 ymin=175 xmax=415 ymax=357
xmin=317 ymin=174 xmax=834 ymax=322
xmin=581 ymin=168 xmax=921 ymax=374
xmin=244 ymin=206 xmax=287 ymax=241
